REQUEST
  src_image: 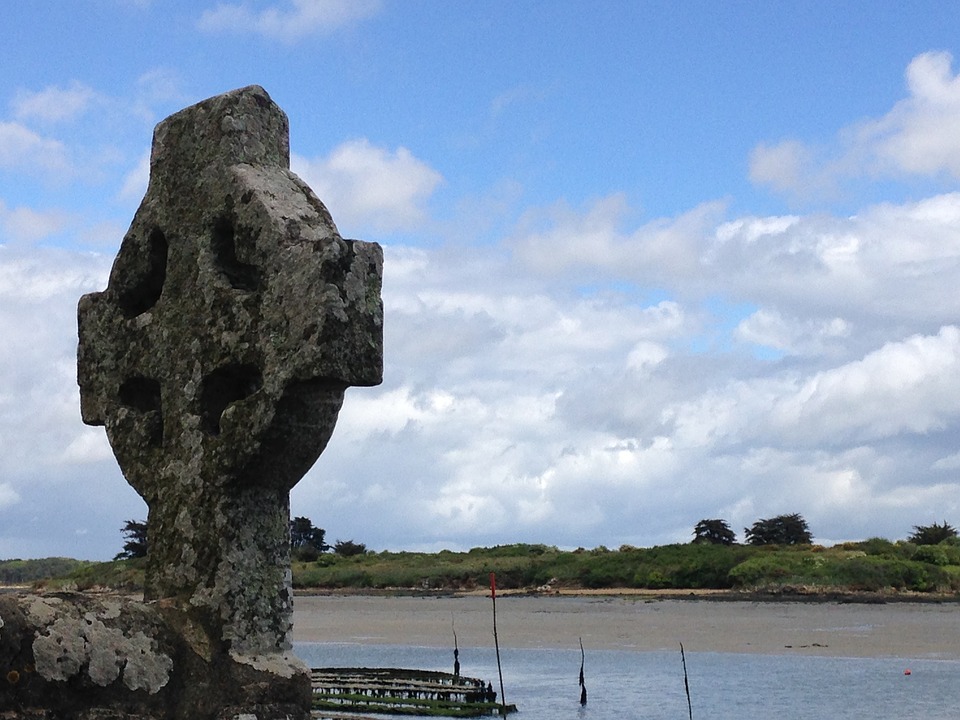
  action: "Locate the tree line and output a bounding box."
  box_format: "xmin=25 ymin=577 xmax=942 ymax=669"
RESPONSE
xmin=692 ymin=514 xmax=958 ymax=547
xmin=116 ymin=516 xmax=367 ymax=560
xmin=16 ymin=517 xmax=960 ymax=593
xmin=118 ymin=513 xmax=959 ymax=562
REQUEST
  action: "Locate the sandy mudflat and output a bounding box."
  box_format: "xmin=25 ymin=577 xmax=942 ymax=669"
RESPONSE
xmin=292 ymin=593 xmax=960 ymax=659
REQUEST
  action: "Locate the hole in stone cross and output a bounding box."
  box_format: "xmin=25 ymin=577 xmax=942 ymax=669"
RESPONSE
xmin=200 ymin=363 xmax=263 ymax=435
xmin=211 ymin=215 xmax=261 ymax=291
xmin=117 ymin=228 xmax=168 ymax=318
xmin=118 ymin=376 xmax=163 ymax=446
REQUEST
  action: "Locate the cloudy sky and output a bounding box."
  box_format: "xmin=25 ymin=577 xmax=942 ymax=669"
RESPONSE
xmin=4 ymin=2 xmax=960 ymax=560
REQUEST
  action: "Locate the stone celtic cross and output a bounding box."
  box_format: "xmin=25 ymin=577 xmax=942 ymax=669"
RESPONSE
xmin=78 ymin=86 xmax=383 ymax=656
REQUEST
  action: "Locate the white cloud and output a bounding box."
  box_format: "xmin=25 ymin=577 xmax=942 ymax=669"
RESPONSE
xmin=660 ymin=326 xmax=960 ymax=453
xmin=292 ymin=139 xmax=442 ymax=234
xmin=511 ymin=194 xmax=726 ymax=282
xmin=772 ymin=326 xmax=960 ymax=445
xmin=59 ymin=428 xmax=114 ymax=464
xmin=134 ymin=68 xmax=183 ymax=107
xmin=858 ymin=51 xmax=960 ymax=178
xmin=715 ymin=214 xmax=800 ymax=244
xmin=0 ymin=200 xmax=71 ymax=245
xmin=0 ymin=246 xmax=107 ymax=302
xmin=0 ymin=246 xmax=130 ymax=555
xmin=748 ymin=140 xmax=821 ymax=197
xmin=0 ymin=121 xmax=73 ymax=179
xmin=118 ymin=150 xmax=150 ymax=201
xmin=308 ymin=191 xmax=958 ymax=548
xmin=12 ymin=81 xmax=98 ymax=124
xmin=0 ymin=247 xmax=108 ymax=491
xmin=750 ymin=51 xmax=960 ymax=199
xmin=735 ymin=309 xmax=849 ymax=356
xmin=0 ymin=483 xmax=20 ymax=510
xmin=198 ymin=0 xmax=382 ymax=42
xmin=933 ymin=452 xmax=960 ymax=471
xmin=510 ymin=191 xmax=960 ymax=343
xmin=707 ymin=193 xmax=960 ymax=332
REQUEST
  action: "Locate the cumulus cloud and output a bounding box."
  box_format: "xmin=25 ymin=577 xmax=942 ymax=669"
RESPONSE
xmin=933 ymin=452 xmax=960 ymax=471
xmin=0 ymin=200 xmax=71 ymax=245
xmin=858 ymin=51 xmax=960 ymax=178
xmin=750 ymin=51 xmax=960 ymax=199
xmin=133 ymin=68 xmax=184 ymax=111
xmin=292 ymin=139 xmax=442 ymax=235
xmin=0 ymin=484 xmax=20 ymax=510
xmin=511 ymin=194 xmax=726 ymax=282
xmin=0 ymin=122 xmax=73 ymax=180
xmin=748 ymin=140 xmax=821 ymax=198
xmin=287 ymin=188 xmax=960 ymax=551
xmin=0 ymin=245 xmax=138 ymax=558
xmin=708 ymin=194 xmax=960 ymax=336
xmin=772 ymin=326 xmax=960 ymax=445
xmin=198 ymin=0 xmax=382 ymax=42
xmin=118 ymin=150 xmax=150 ymax=201
xmin=660 ymin=326 xmax=960 ymax=452
xmin=510 ymin=190 xmax=960 ymax=342
xmin=735 ymin=309 xmax=850 ymax=357
xmin=12 ymin=81 xmax=98 ymax=124
xmin=1 ymin=76 xmax=182 ymax=195
xmin=297 ymin=240 xmax=951 ymax=550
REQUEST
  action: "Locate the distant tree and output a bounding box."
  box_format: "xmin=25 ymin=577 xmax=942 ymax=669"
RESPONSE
xmin=744 ymin=513 xmax=813 ymax=546
xmin=115 ymin=519 xmax=148 ymax=560
xmin=290 ymin=516 xmax=329 ymax=560
xmin=692 ymin=519 xmax=737 ymax=545
xmin=333 ymin=539 xmax=367 ymax=557
xmin=908 ymin=521 xmax=958 ymax=546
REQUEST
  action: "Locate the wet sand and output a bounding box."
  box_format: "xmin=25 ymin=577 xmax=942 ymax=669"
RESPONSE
xmin=292 ymin=593 xmax=960 ymax=659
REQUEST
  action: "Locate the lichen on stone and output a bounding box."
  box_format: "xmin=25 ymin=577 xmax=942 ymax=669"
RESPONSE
xmin=29 ymin=599 xmax=172 ymax=694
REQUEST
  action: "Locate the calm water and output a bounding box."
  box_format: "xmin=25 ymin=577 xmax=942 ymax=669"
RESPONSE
xmin=294 ymin=642 xmax=960 ymax=720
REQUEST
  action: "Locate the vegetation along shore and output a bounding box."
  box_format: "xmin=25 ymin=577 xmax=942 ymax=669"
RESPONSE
xmin=7 ymin=529 xmax=960 ymax=602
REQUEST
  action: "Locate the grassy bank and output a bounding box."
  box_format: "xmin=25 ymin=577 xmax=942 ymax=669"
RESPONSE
xmin=11 ymin=538 xmax=960 ymax=598
xmin=291 ymin=539 xmax=960 ymax=596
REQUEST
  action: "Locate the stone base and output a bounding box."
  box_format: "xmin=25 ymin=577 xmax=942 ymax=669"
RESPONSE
xmin=0 ymin=593 xmax=310 ymax=720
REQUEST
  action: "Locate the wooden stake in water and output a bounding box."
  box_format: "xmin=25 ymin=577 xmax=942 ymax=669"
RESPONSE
xmin=680 ymin=642 xmax=693 ymax=720
xmin=490 ymin=572 xmax=507 ymax=713
xmin=578 ymin=636 xmax=587 ymax=705
xmin=452 ymin=614 xmax=460 ymax=679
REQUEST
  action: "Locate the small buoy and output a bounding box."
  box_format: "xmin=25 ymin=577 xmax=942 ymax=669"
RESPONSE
xmin=904 ymin=669 xmax=912 ymax=676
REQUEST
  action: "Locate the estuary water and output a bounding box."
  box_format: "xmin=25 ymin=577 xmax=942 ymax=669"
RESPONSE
xmin=294 ymin=641 xmax=960 ymax=720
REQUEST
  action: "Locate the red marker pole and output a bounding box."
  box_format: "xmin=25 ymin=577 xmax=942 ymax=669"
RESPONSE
xmin=490 ymin=572 xmax=507 ymax=713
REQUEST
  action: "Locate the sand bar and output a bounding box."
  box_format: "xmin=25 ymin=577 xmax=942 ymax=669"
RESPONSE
xmin=293 ymin=593 xmax=960 ymax=659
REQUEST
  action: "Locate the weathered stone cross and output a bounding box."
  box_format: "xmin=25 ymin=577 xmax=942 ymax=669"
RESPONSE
xmin=78 ymin=85 xmax=383 ymax=656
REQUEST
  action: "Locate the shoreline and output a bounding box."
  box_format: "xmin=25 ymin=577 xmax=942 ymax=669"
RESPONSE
xmin=295 ymin=585 xmax=960 ymax=603
xmin=292 ymin=592 xmax=960 ymax=660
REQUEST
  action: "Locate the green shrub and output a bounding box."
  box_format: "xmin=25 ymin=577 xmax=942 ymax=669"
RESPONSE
xmin=914 ymin=545 xmax=950 ymax=566
xmin=728 ymin=552 xmax=813 ymax=587
xmin=0 ymin=557 xmax=88 ymax=584
xmin=830 ymin=556 xmax=937 ymax=591
xmin=894 ymin=541 xmax=918 ymax=559
xmin=45 ymin=558 xmax=145 ymax=592
xmin=290 ymin=541 xmax=960 ymax=593
xmin=839 ymin=537 xmax=898 ymax=557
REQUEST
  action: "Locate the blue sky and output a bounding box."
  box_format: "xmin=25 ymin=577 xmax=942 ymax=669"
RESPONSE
xmin=3 ymin=1 xmax=960 ymax=560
